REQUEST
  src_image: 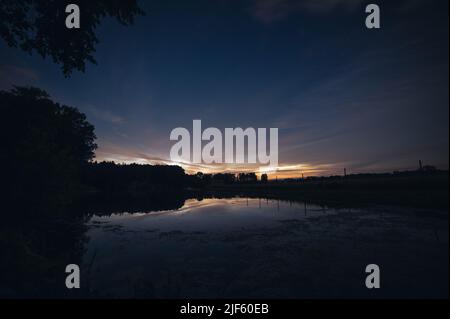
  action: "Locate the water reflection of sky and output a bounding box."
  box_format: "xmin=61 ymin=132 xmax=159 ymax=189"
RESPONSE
xmin=83 ymin=198 xmax=448 ymax=298
xmin=89 ymin=198 xmax=343 ymax=232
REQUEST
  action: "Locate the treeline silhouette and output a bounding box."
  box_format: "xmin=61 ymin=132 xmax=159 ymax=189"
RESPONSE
xmin=191 ymin=172 xmax=259 ymax=185
xmin=1 ymin=86 xmax=193 ymax=213
xmin=82 ymin=161 xmax=187 ymax=197
xmin=1 ymin=86 xmax=96 ymax=213
xmin=80 ymin=162 xmax=195 ymax=216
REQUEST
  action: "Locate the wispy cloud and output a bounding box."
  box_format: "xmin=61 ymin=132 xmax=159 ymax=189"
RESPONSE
xmin=90 ymin=107 xmax=125 ymax=125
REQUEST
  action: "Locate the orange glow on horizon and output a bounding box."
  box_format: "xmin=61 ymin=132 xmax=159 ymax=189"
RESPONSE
xmin=94 ymin=141 xmax=341 ymax=178
xmin=95 ymin=152 xmax=337 ymax=179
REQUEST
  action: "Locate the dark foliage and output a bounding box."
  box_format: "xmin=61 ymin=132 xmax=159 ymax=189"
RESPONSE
xmin=261 ymin=173 xmax=268 ymax=183
xmin=0 ymin=0 xmax=144 ymax=75
xmin=238 ymin=172 xmax=258 ymax=183
xmin=212 ymin=173 xmax=237 ymax=184
xmin=82 ymin=161 xmax=187 ymax=197
xmin=1 ymin=86 xmax=97 ymax=209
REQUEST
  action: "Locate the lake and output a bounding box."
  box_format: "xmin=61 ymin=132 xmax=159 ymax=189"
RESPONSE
xmin=82 ymin=197 xmax=449 ymax=298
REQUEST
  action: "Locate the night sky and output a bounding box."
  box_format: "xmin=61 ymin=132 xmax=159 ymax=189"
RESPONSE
xmin=1 ymin=0 xmax=448 ymax=177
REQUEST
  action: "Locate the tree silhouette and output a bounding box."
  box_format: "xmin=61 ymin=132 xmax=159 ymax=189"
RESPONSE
xmin=1 ymin=86 xmax=97 ymax=208
xmin=83 ymin=161 xmax=187 ymax=197
xmin=261 ymin=173 xmax=268 ymax=183
xmin=238 ymin=172 xmax=257 ymax=183
xmin=0 ymin=0 xmax=144 ymax=76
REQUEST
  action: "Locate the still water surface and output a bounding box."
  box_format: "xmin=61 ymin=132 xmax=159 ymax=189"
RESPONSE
xmin=83 ymin=198 xmax=449 ymax=298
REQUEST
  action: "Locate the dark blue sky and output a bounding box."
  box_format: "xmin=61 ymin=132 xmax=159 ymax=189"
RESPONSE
xmin=1 ymin=0 xmax=448 ymax=177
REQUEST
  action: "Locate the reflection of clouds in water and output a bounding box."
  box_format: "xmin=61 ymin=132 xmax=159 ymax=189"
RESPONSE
xmin=83 ymin=200 xmax=448 ymax=298
xmin=89 ymin=198 xmax=330 ymax=233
